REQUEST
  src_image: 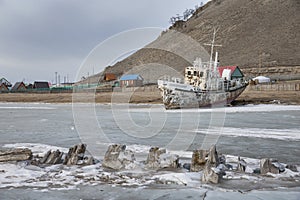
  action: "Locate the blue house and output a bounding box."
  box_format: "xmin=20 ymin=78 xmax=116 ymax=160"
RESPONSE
xmin=119 ymin=74 xmax=143 ymax=87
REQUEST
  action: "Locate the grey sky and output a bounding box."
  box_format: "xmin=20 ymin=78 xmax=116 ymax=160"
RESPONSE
xmin=0 ymin=0 xmax=206 ymax=84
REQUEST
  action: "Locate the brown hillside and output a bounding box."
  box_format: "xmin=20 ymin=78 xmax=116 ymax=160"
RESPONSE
xmin=86 ymin=0 xmax=300 ymax=84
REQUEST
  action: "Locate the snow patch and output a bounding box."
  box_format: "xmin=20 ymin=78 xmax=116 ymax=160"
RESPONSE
xmin=3 ymin=143 xmax=69 ymax=157
xmin=267 ymin=169 xmax=300 ymax=178
xmin=1 ymin=143 xmax=299 ymax=191
xmin=153 ymin=173 xmax=194 ymax=185
xmin=196 ymin=127 xmax=300 ymax=140
xmin=166 ymin=104 xmax=300 ymax=113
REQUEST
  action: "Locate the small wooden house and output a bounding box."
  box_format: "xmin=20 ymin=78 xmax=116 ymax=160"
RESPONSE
xmin=119 ymin=74 xmax=143 ymax=87
xmin=33 ymin=81 xmax=50 ymax=89
xmin=11 ymin=82 xmax=27 ymax=92
xmin=0 ymin=78 xmax=12 ymax=87
xmin=0 ymin=83 xmax=9 ymax=93
xmin=104 ymin=73 xmax=117 ymax=81
xmin=27 ymin=84 xmax=33 ymax=89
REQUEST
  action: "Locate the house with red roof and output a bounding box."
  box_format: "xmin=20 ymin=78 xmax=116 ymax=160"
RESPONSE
xmin=218 ymin=66 xmax=244 ymax=81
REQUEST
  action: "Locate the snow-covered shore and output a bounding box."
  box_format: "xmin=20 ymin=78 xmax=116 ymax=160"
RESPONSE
xmin=0 ymin=143 xmax=299 ymax=193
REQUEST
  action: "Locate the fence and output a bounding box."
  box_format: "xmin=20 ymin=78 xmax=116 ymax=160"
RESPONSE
xmin=248 ymin=82 xmax=300 ymax=91
xmin=9 ymin=88 xmax=72 ymax=94
xmin=113 ymin=85 xmax=158 ymax=93
xmin=10 ymin=88 xmax=51 ymax=93
xmin=4 ymin=84 xmax=160 ymax=94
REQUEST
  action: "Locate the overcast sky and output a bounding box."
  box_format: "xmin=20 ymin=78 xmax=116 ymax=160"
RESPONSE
xmin=0 ymin=0 xmax=207 ymax=84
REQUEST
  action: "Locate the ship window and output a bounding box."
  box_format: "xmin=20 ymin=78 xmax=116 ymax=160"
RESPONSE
xmin=187 ymin=71 xmax=191 ymax=75
xmin=194 ymin=71 xmax=197 ymax=76
xmin=200 ymin=72 xmax=204 ymax=77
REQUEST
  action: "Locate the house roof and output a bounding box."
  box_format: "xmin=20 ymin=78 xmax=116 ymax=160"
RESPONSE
xmin=104 ymin=73 xmax=117 ymax=81
xmin=218 ymin=66 xmax=237 ymax=76
xmin=120 ymin=74 xmax=143 ymax=81
xmin=11 ymin=82 xmax=26 ymax=91
xmin=0 ymin=78 xmax=12 ymax=87
xmin=33 ymin=81 xmax=49 ymax=89
xmin=27 ymin=84 xmax=33 ymax=89
xmin=0 ymin=83 xmax=9 ymax=90
xmin=218 ymin=66 xmax=244 ymax=78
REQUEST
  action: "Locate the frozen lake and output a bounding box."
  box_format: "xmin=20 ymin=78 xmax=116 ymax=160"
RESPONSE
xmin=1 ymin=103 xmax=299 ymax=162
xmin=0 ymin=103 xmax=300 ymax=199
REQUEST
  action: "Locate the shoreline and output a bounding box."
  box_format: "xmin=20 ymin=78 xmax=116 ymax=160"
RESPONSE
xmin=1 ymin=142 xmax=300 ymax=193
xmin=0 ymin=89 xmax=299 ymax=105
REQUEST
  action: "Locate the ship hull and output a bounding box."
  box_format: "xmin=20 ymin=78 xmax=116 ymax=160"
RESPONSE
xmin=161 ymin=83 xmax=248 ymax=109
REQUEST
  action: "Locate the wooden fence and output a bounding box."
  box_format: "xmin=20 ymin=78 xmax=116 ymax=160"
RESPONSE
xmin=113 ymin=85 xmax=158 ymax=93
xmin=248 ymin=82 xmax=300 ymax=91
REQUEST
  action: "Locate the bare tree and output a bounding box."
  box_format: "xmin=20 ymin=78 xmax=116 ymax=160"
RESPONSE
xmin=169 ymin=16 xmax=177 ymax=25
xmin=169 ymin=3 xmax=201 ymax=25
xmin=183 ymin=9 xmax=195 ymax=20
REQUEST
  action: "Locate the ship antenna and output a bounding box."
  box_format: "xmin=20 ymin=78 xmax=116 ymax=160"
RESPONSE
xmin=204 ymin=28 xmax=222 ymax=67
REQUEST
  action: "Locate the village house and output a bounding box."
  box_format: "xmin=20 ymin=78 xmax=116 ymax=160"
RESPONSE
xmin=218 ymin=66 xmax=244 ymax=81
xmin=27 ymin=84 xmax=33 ymax=89
xmin=11 ymin=82 xmax=27 ymax=92
xmin=0 ymin=78 xmax=12 ymax=87
xmin=60 ymin=82 xmax=74 ymax=87
xmin=119 ymin=74 xmax=143 ymax=87
xmin=218 ymin=66 xmax=245 ymax=89
xmin=33 ymin=81 xmax=50 ymax=89
xmin=0 ymin=83 xmax=9 ymax=93
xmin=104 ymin=73 xmax=117 ymax=82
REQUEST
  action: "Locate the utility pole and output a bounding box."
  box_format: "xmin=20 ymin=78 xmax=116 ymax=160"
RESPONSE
xmin=87 ymin=72 xmax=90 ymax=87
xmin=55 ymin=72 xmax=58 ymax=86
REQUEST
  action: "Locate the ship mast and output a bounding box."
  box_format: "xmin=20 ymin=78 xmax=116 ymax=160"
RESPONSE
xmin=204 ymin=28 xmax=222 ymax=90
xmin=204 ymin=28 xmax=222 ymax=70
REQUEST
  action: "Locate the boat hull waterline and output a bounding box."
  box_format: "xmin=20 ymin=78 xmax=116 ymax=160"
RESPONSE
xmin=161 ymin=83 xmax=248 ymax=109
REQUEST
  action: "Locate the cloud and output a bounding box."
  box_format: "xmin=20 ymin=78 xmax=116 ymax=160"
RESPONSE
xmin=0 ymin=0 xmax=204 ymax=83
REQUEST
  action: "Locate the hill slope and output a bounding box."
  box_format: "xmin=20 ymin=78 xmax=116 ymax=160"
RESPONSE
xmin=84 ymin=0 xmax=300 ymax=84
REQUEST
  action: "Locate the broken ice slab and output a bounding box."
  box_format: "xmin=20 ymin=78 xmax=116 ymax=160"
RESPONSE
xmin=0 ymin=148 xmax=32 ymax=162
